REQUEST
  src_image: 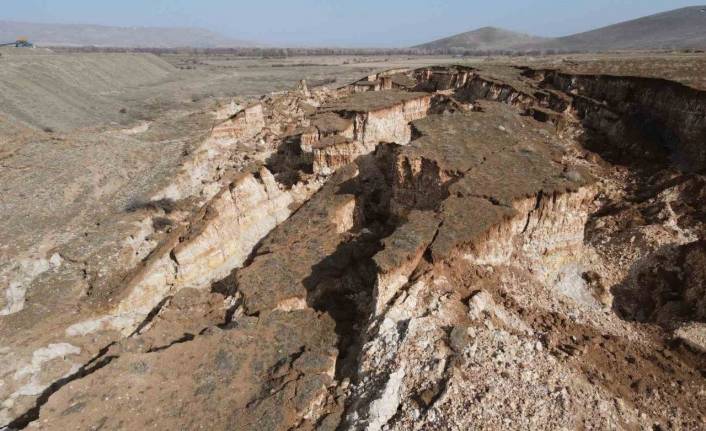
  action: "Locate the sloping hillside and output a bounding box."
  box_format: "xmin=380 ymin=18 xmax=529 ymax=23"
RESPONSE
xmin=413 ymin=26 xmax=549 ymax=51
xmin=413 ymin=6 xmax=706 ymax=52
xmin=553 ymin=5 xmax=706 ymax=51
xmin=0 ymin=21 xmax=255 ymax=48
xmin=0 ymin=52 xmax=176 ymax=131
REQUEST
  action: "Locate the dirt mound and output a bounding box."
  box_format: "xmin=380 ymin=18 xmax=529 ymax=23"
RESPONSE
xmin=0 ymin=52 xmax=175 ymax=131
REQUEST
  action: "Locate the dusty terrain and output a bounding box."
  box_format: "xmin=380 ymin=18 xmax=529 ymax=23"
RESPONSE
xmin=1 ymin=51 xmax=705 ymax=430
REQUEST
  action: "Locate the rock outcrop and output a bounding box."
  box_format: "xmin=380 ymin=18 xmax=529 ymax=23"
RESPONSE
xmin=2 ymin=61 xmax=705 ymax=431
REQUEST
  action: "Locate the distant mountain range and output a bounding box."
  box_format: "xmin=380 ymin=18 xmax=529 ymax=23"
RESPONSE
xmin=0 ymin=21 xmax=257 ymax=48
xmin=413 ymin=6 xmax=706 ymax=52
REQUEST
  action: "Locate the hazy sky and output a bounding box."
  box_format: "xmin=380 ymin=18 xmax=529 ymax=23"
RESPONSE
xmin=3 ymin=0 xmax=703 ymax=47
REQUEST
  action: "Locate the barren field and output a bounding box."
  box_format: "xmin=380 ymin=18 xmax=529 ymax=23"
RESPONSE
xmin=1 ymin=50 xmax=705 ymax=430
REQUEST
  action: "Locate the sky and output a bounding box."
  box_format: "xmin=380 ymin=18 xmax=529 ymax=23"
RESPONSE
xmin=2 ymin=0 xmax=704 ymax=47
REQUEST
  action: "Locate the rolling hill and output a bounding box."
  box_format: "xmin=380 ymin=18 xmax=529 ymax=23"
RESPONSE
xmin=413 ymin=6 xmax=706 ymax=52
xmin=413 ymin=26 xmax=549 ymax=51
xmin=0 ymin=21 xmax=257 ymax=48
xmin=548 ymin=5 xmax=706 ymax=51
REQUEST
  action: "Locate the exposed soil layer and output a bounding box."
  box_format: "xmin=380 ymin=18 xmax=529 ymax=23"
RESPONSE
xmin=1 ymin=58 xmax=705 ymax=430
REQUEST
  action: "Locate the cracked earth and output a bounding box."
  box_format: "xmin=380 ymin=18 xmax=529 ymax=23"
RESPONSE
xmin=1 ymin=58 xmax=705 ymax=430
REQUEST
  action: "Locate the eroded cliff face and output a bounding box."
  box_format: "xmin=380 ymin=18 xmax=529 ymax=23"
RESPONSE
xmin=529 ymin=69 xmax=706 ymax=173
xmin=2 ymin=64 xmax=705 ymax=431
